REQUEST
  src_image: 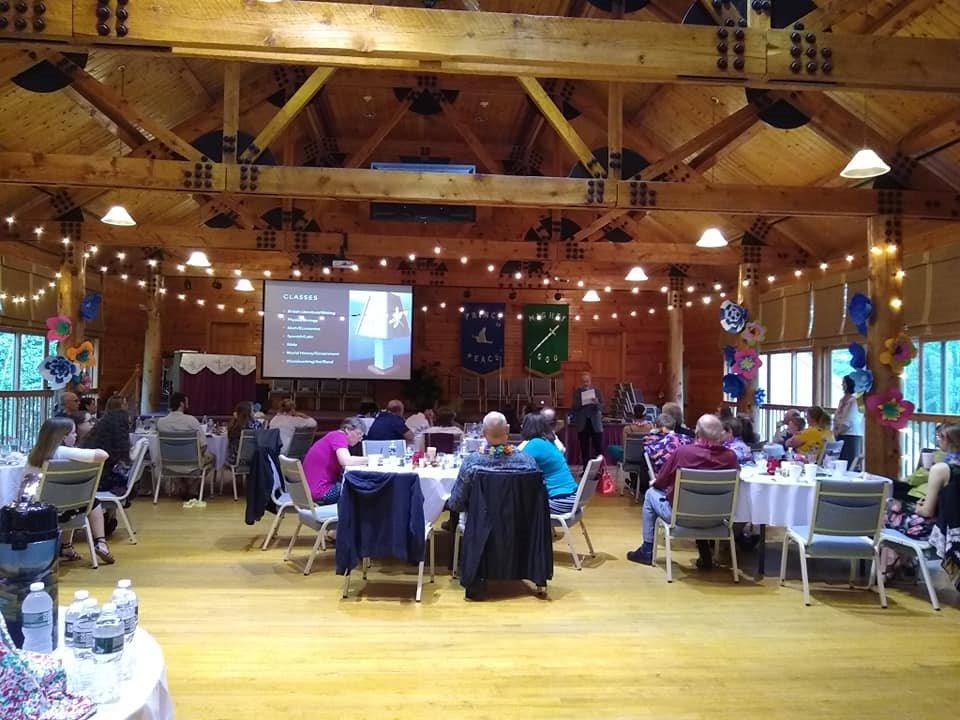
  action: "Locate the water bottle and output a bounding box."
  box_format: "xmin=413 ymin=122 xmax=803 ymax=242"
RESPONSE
xmin=21 ymin=582 xmax=53 ymax=653
xmin=64 ymin=590 xmax=89 ymax=649
xmin=71 ymin=598 xmax=99 ymax=696
xmin=388 ymin=444 xmax=397 ymax=466
xmin=92 ymin=602 xmax=125 ymax=703
xmin=111 ymin=579 xmax=138 ymax=680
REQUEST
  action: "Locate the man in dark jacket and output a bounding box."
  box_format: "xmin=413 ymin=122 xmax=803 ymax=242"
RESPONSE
xmin=570 ymin=372 xmax=604 ymax=466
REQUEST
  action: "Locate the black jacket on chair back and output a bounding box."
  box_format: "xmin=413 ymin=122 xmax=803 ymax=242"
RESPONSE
xmin=244 ymin=428 xmax=282 ymax=525
xmin=458 ymin=469 xmax=553 ymax=589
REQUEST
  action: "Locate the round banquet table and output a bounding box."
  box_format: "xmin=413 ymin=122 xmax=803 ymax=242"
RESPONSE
xmin=0 ymin=463 xmax=25 ymax=505
xmin=130 ymin=432 xmax=228 ymax=469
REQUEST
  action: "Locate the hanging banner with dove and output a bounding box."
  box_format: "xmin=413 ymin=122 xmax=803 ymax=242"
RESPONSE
xmin=523 ymin=304 xmax=569 ymax=375
xmin=460 ymin=302 xmax=505 ymax=374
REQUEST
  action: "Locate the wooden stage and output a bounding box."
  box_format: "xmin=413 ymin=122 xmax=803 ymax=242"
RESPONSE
xmin=63 ymin=494 xmax=959 ymax=719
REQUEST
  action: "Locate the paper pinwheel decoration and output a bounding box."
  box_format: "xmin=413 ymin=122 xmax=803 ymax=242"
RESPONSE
xmin=79 ymin=292 xmax=101 ymax=321
xmin=865 ymin=388 xmax=915 ymax=430
xmin=849 ymin=342 xmax=866 ymax=370
xmin=848 ymin=292 xmax=873 ymax=336
xmin=732 ymin=347 xmax=763 ymax=381
xmin=45 ymin=315 xmax=72 ymax=342
xmin=850 ymin=368 xmax=874 ymax=395
xmin=65 ymin=341 xmax=96 ymax=369
xmin=723 ymin=345 xmax=737 ymax=367
xmin=879 ymin=334 xmax=917 ymax=374
xmin=723 ymin=373 xmax=747 ymax=399
xmin=741 ymin=321 xmax=767 ymax=346
xmin=754 ymin=388 xmax=766 ymax=406
xmin=719 ymin=300 xmax=749 ymax=334
xmin=38 ymin=356 xmax=77 ymax=390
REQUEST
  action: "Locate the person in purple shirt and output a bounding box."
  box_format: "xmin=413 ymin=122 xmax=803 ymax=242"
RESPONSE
xmin=627 ymin=414 xmax=738 ymax=570
xmin=722 ymin=416 xmax=754 ymax=466
xmin=365 ymin=399 xmax=415 ymax=443
xmin=301 ymin=418 xmax=368 ymax=504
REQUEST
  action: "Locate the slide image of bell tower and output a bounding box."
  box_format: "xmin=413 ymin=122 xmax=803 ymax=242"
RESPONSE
xmin=353 ymin=291 xmax=411 ymax=375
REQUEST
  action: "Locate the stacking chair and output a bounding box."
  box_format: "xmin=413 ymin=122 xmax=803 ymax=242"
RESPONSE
xmin=875 ymin=530 xmax=941 ymax=610
xmin=314 ymin=379 xmax=340 ymax=410
xmin=507 ymin=377 xmax=529 ymax=413
xmin=652 ymin=468 xmax=741 ymax=583
xmin=95 ymin=438 xmax=148 ymax=545
xmin=38 ymin=459 xmax=105 ymax=569
xmin=223 ymin=429 xmax=258 ymax=501
xmin=459 ymin=374 xmax=483 ymax=414
xmin=156 ymin=431 xmax=212 ymax=503
xmin=818 ymin=440 xmax=845 ymax=466
xmin=341 ymin=380 xmax=370 ymax=411
xmin=423 ymin=432 xmax=458 ymax=455
xmin=285 ymin=426 xmax=316 ymax=461
xmin=529 ymin=376 xmax=553 ymax=408
xmin=361 ymin=439 xmax=407 ymax=458
xmin=278 ymin=455 xmax=338 ymax=575
xmin=779 ymin=478 xmax=889 ymax=607
xmin=551 ymin=457 xmax=602 ymax=570
xmin=482 ymin=373 xmax=502 ymax=413
xmin=261 ymin=469 xmax=294 ymax=551
xmin=620 ymin=435 xmax=648 ymax=500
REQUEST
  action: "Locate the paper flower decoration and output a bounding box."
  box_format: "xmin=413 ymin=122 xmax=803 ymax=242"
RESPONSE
xmin=848 ymin=292 xmax=873 ymax=336
xmin=79 ymin=292 xmax=101 ymax=321
xmin=849 ymin=342 xmax=866 ymax=370
xmin=741 ymin=321 xmax=767 ymax=346
xmin=732 ymin=347 xmax=763 ymax=381
xmin=879 ymin=334 xmax=917 ymax=373
xmin=723 ymin=345 xmax=737 ymax=367
xmin=865 ymin=388 xmax=915 ymax=430
xmin=719 ymin=300 xmax=749 ymax=334
xmin=723 ymin=373 xmax=747 ymax=399
xmin=754 ymin=388 xmax=766 ymax=406
xmin=38 ymin=356 xmax=77 ymax=390
xmin=45 ymin=314 xmax=72 ymax=342
xmin=850 ymin=368 xmax=874 ymax=394
xmin=65 ymin=341 xmax=96 ymax=369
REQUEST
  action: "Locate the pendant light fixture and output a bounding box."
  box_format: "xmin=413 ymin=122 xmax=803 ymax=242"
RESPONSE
xmin=234 ymin=278 xmax=255 ymax=292
xmin=698 ymin=97 xmax=727 ymax=249
xmin=100 ymin=205 xmax=136 ymax=226
xmin=185 ymin=250 xmax=211 ymax=268
xmin=840 ymin=93 xmax=890 ymax=179
xmin=625 ymin=266 xmax=648 ymax=282
xmin=582 ymin=289 xmax=601 ymax=302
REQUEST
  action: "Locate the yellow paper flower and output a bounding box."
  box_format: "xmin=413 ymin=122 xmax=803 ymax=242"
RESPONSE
xmin=878 ymin=334 xmax=916 ymax=374
xmin=66 ymin=340 xmax=96 ymax=369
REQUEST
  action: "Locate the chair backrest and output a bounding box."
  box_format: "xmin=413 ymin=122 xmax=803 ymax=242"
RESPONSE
xmin=623 ymin=436 xmax=648 ymax=465
xmin=818 ymin=439 xmax=845 ymax=465
xmin=642 ymin=404 xmax=659 ymax=421
xmin=807 ymin=479 xmax=887 ymax=543
xmin=318 ymin=379 xmax=341 ymax=395
xmin=361 ymin=439 xmax=406 ymax=457
xmin=343 ymin=379 xmax=369 ymax=396
xmin=278 ymin=455 xmax=316 ymax=512
xmin=271 ymin=379 xmax=293 ymax=393
xmin=671 ymin=468 xmax=740 ymax=530
xmin=530 ymin=376 xmax=552 ymax=397
xmin=234 ymin=429 xmax=259 ymax=468
xmin=572 ymin=456 xmax=603 ymax=512
xmin=643 ymin=452 xmax=657 ymax=488
xmin=116 ymin=438 xmax=150 ymax=499
xmin=507 ymin=377 xmax=528 ymax=397
xmin=286 ymin=426 xmax=316 ymax=460
xmin=459 ymin=374 xmax=481 ymax=397
xmin=483 ymin=374 xmax=501 ymax=398
xmin=38 ymin=459 xmax=104 ymax=515
xmin=424 ymin=432 xmax=458 ymax=454
xmin=296 ymin=379 xmax=319 ymax=395
xmin=158 ymin=431 xmax=203 ymax=469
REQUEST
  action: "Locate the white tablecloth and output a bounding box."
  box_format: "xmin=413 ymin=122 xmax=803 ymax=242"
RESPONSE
xmin=0 ymin=463 xmax=25 ymax=505
xmin=131 ymin=432 xmax=228 ymax=470
xmin=345 ymin=465 xmax=458 ymax=526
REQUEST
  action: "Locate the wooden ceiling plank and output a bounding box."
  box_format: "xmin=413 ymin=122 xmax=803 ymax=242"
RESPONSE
xmin=343 ymin=96 xmax=413 ymax=169
xmin=861 ymin=0 xmax=941 ymax=36
xmin=437 ymin=95 xmax=503 ymax=174
xmin=61 ymin=86 xmax=149 ymax=150
xmin=899 ymin=103 xmax=960 ymax=157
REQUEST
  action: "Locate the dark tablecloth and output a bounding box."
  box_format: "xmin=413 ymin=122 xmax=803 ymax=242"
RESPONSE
xmin=563 ymin=422 xmax=625 ymax=466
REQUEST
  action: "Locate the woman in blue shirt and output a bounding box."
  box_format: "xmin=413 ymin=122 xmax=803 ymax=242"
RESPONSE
xmin=520 ymin=413 xmax=579 ymax=514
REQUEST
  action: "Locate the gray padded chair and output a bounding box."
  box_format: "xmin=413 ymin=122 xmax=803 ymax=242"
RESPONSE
xmin=224 ymin=429 xmax=258 ymax=501
xmin=361 ymin=439 xmax=407 ymax=458
xmin=818 ymin=440 xmax=845 ymax=466
xmin=38 ymin=459 xmax=105 ymax=569
xmin=620 ymin=435 xmax=648 ymax=500
xmin=779 ymin=478 xmax=888 ymax=607
xmin=278 ymin=455 xmax=338 ymax=575
xmin=551 ymin=457 xmax=602 ymax=570
xmin=285 ymin=425 xmax=316 ymax=461
xmin=156 ymin=431 xmax=213 ymax=503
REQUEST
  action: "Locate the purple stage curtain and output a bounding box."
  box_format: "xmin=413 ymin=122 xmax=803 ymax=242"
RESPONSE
xmin=179 ymin=368 xmax=256 ymax=415
xmin=563 ymin=422 xmax=626 ymax=466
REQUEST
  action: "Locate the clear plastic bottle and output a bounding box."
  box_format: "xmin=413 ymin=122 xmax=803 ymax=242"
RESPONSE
xmin=388 ymin=444 xmax=397 ymax=465
xmin=21 ymin=581 xmax=54 ymax=653
xmin=71 ymin=598 xmax=99 ymax=697
xmin=92 ymin=602 xmax=125 ymax=703
xmin=64 ymin=590 xmax=90 ymax=649
xmin=111 ymin=579 xmax=138 ymax=680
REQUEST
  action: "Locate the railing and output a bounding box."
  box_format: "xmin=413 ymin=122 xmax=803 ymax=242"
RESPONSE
xmin=0 ymin=390 xmax=53 ymax=450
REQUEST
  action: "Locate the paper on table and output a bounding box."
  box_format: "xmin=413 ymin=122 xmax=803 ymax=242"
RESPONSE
xmin=580 ymin=388 xmax=597 ymax=406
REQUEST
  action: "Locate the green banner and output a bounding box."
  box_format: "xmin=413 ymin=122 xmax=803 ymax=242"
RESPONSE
xmin=523 ymin=304 xmax=569 ymax=375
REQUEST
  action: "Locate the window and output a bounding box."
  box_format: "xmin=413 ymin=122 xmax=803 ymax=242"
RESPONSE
xmin=906 ymin=337 xmax=960 ymax=414
xmin=0 ymin=329 xmax=61 ymax=391
xmin=828 ymin=347 xmax=850 ymax=407
xmin=757 ymin=350 xmax=814 ymax=406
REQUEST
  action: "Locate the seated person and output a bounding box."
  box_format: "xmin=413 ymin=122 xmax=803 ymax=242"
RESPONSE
xmin=519 ymin=413 xmax=579 ymax=515
xmin=268 ymin=399 xmax=317 ymax=455
xmin=405 ymin=406 xmax=435 ymax=435
xmin=56 ymin=391 xmax=95 ymax=443
xmin=26 ymin=417 xmax=114 ymax=564
xmin=447 ymin=411 xmax=539 ymax=513
xmin=365 ymin=399 xmax=414 ymax=443
xmin=773 ymin=408 xmax=802 ymax=445
xmin=643 ymin=413 xmax=693 ymax=475
xmin=607 ymin=405 xmax=654 ymax=464
xmin=422 ymin=407 xmax=465 ymax=445
xmin=227 ymin=400 xmax=264 ymax=465
xmin=737 ymin=413 xmax=760 ymax=446
xmin=722 ymin=416 xmax=754 ymax=465
xmin=302 ymin=418 xmax=368 ymax=505
xmin=627 ymin=414 xmax=738 ymax=569
xmin=786 ymin=406 xmax=834 ymax=459
xmin=518 ymin=407 xmax=565 ymax=454
xmin=156 ymin=392 xmax=215 ymax=481
xmin=83 ymin=396 xmax=133 ymax=496
xmin=661 ymin=401 xmax=694 ymax=438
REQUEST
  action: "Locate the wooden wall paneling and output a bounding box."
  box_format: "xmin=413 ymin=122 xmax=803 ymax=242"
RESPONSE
xmin=682 ymin=304 xmax=724 ymax=425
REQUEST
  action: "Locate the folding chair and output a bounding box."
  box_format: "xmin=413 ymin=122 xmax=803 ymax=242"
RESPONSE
xmin=156 ymin=431 xmax=213 ymax=503
xmin=779 ymin=478 xmax=889 ymax=607
xmin=875 ymin=529 xmax=941 ymax=610
xmin=278 ymin=455 xmax=338 ymax=575
xmin=223 ymin=429 xmax=258 ymax=501
xmin=551 ymin=457 xmax=602 ymax=570
xmin=38 ymin=459 xmax=105 ymax=569
xmin=285 ymin=425 xmax=316 ymax=461
xmin=96 ymin=438 xmax=148 ymax=544
xmin=818 ymin=440 xmax=845 ymax=466
xmin=423 ymin=432 xmax=458 ymax=455
xmin=261 ymin=466 xmax=294 ymax=551
xmin=653 ymin=468 xmax=741 ymax=583
xmin=620 ymin=435 xmax=647 ymax=501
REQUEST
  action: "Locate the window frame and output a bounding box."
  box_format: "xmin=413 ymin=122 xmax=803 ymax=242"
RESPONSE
xmin=0 ymin=327 xmax=80 ymax=391
xmin=754 ymin=348 xmax=813 ymax=407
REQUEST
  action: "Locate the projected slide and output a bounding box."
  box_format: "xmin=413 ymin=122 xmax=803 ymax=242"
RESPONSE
xmin=262 ymin=281 xmax=413 ymax=380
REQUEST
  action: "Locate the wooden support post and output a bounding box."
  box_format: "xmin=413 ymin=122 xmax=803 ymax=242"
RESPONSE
xmin=864 ymin=215 xmax=905 ymax=481
xmin=667 ymin=289 xmax=684 ymax=408
xmin=140 ymin=289 xmax=162 ymax=414
xmin=607 ymin=83 xmax=623 ymax=181
xmin=222 ymin=63 xmax=241 ymax=164
xmin=56 ymin=250 xmax=86 ymax=352
xmin=736 ymin=263 xmax=760 ymax=418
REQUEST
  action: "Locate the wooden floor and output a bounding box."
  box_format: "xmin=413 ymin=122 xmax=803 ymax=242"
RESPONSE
xmin=63 ymin=492 xmax=960 ymax=720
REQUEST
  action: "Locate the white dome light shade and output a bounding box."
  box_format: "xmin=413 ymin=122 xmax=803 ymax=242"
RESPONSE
xmin=840 ymin=148 xmax=891 ymax=179
xmin=625 ymin=266 xmax=648 ymax=282
xmin=696 ymin=227 xmax=728 ymax=248
xmin=234 ymin=278 xmax=255 ymax=292
xmin=185 ymin=250 xmax=211 ymax=268
xmin=582 ymin=290 xmax=601 ymax=302
xmin=100 ymin=205 xmax=136 ymax=226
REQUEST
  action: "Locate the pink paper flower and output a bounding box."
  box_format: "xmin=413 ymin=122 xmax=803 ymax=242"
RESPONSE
xmin=45 ymin=315 xmax=72 ymax=342
xmin=865 ymin=388 xmax=915 ymax=430
xmin=741 ymin=321 xmax=766 ymax=346
xmin=879 ymin=334 xmax=917 ymax=373
xmin=732 ymin=348 xmax=762 ymax=381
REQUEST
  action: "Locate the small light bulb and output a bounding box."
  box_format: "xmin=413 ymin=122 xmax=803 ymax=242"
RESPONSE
xmin=592 ymin=314 xmax=599 ymax=321
xmin=895 ymin=269 xmax=906 ymax=279
xmin=890 ymin=297 xmax=903 ymax=310
xmin=292 ymin=269 xmax=302 ymax=278
xmin=234 ymin=268 xmax=242 ymax=276
xmin=713 ymin=283 xmax=722 ymax=291
xmin=767 ymin=275 xmax=775 ymax=283
xmin=516 ymin=313 xmax=522 ymax=320
xmin=440 ymin=301 xmax=447 ymax=309
xmin=514 ymin=272 xmax=522 ymax=280
xmin=147 ymin=258 xmax=158 ymax=267
xmin=121 ymin=273 xmax=129 ymax=281
xmin=604 ymin=286 xmax=611 ymax=293
xmin=648 ymin=308 xmax=655 ymax=315
xmin=33 ymin=227 xmax=43 ymax=237
xmin=702 ymin=296 xmax=712 ymax=304
xmin=577 ymin=280 xmax=584 ymax=288
xmin=4 ymin=216 xmax=13 ymax=226
xmin=819 ymin=262 xmax=828 ymax=271
xmin=257 ymin=311 xmax=264 ymax=317
xmin=846 ymin=254 xmax=855 ymax=263
xmin=487 ymin=264 xmax=495 ymax=272
xmin=217 ymin=303 xmax=225 ymax=310
xmin=237 ymin=307 xmax=245 ymax=314
xmin=117 ymin=252 xmax=126 ymax=261
xmin=611 ymin=312 xmax=618 ymax=319
xmin=421 ymin=305 xmax=428 ymax=312
xmin=458 ymin=306 xmax=464 ymax=313
xmin=574 ymin=314 xmax=581 ymax=321
xmin=61 ymin=237 xmax=70 ymax=246
xmin=322 ymin=267 xmax=331 ymax=275
xmin=794 ymin=269 xmax=802 ymax=278
xmin=205 ymin=268 xmax=214 ymax=276
xmin=542 ymin=278 xmax=549 ymax=285
xmin=630 ymin=310 xmax=637 ymax=317
xmin=886 ymin=243 xmax=898 ymax=255
xmin=686 ymin=285 xmax=695 ymax=293
xmin=263 ymin=270 xmax=272 ymax=277
xmin=660 ymin=286 xmax=668 ymax=293
xmin=685 ymin=300 xmax=693 ymax=308
xmin=89 ymin=245 xmax=98 ymax=254
xmin=137 ymin=280 xmax=146 ymax=288
xmin=408 ymin=253 xmax=416 ymax=262
xmin=631 ymin=287 xmax=639 ymax=295
xmin=196 ymin=299 xmax=206 ymax=306
xmin=177 ymin=293 xmax=186 ymax=301
xmin=719 ymin=292 xmax=726 ymax=298
xmin=379 ymin=258 xmax=388 ymax=267
xmin=870 ymin=245 xmax=883 ymax=256
xmin=433 ymin=245 xmax=442 ymax=255
xmin=158 ymin=287 xmax=167 ymax=295
xmin=742 ymin=279 xmax=750 ymax=287
xmin=176 ymin=264 xmax=185 ymax=272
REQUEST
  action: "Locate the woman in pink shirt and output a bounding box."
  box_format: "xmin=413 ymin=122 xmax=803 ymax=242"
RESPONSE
xmin=301 ymin=418 xmax=367 ymax=504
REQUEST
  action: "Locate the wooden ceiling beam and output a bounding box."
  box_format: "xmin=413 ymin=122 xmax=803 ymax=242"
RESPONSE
xmin=221 ymin=63 xmax=241 ymax=165
xmin=861 ymin=0 xmax=941 ymax=36
xmin=343 ymin=95 xmax=413 ymax=169
xmin=0 ymin=49 xmax=52 ymax=86
xmin=436 ymin=95 xmax=503 ymax=174
xmin=898 ymin=103 xmax=960 ymax=158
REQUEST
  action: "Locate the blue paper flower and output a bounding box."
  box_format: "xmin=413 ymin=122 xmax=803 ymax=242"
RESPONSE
xmin=754 ymin=388 xmax=766 ymax=406
xmin=849 ymin=342 xmax=866 ymax=370
xmin=38 ymin=355 xmax=78 ymax=390
xmin=850 ymin=368 xmax=874 ymax=394
xmin=723 ymin=345 xmax=736 ymax=366
xmin=719 ymin=300 xmax=749 ymax=334
xmin=79 ymin=292 xmax=102 ymax=321
xmin=723 ymin=372 xmax=747 ymax=399
xmin=848 ymin=292 xmax=873 ymax=336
